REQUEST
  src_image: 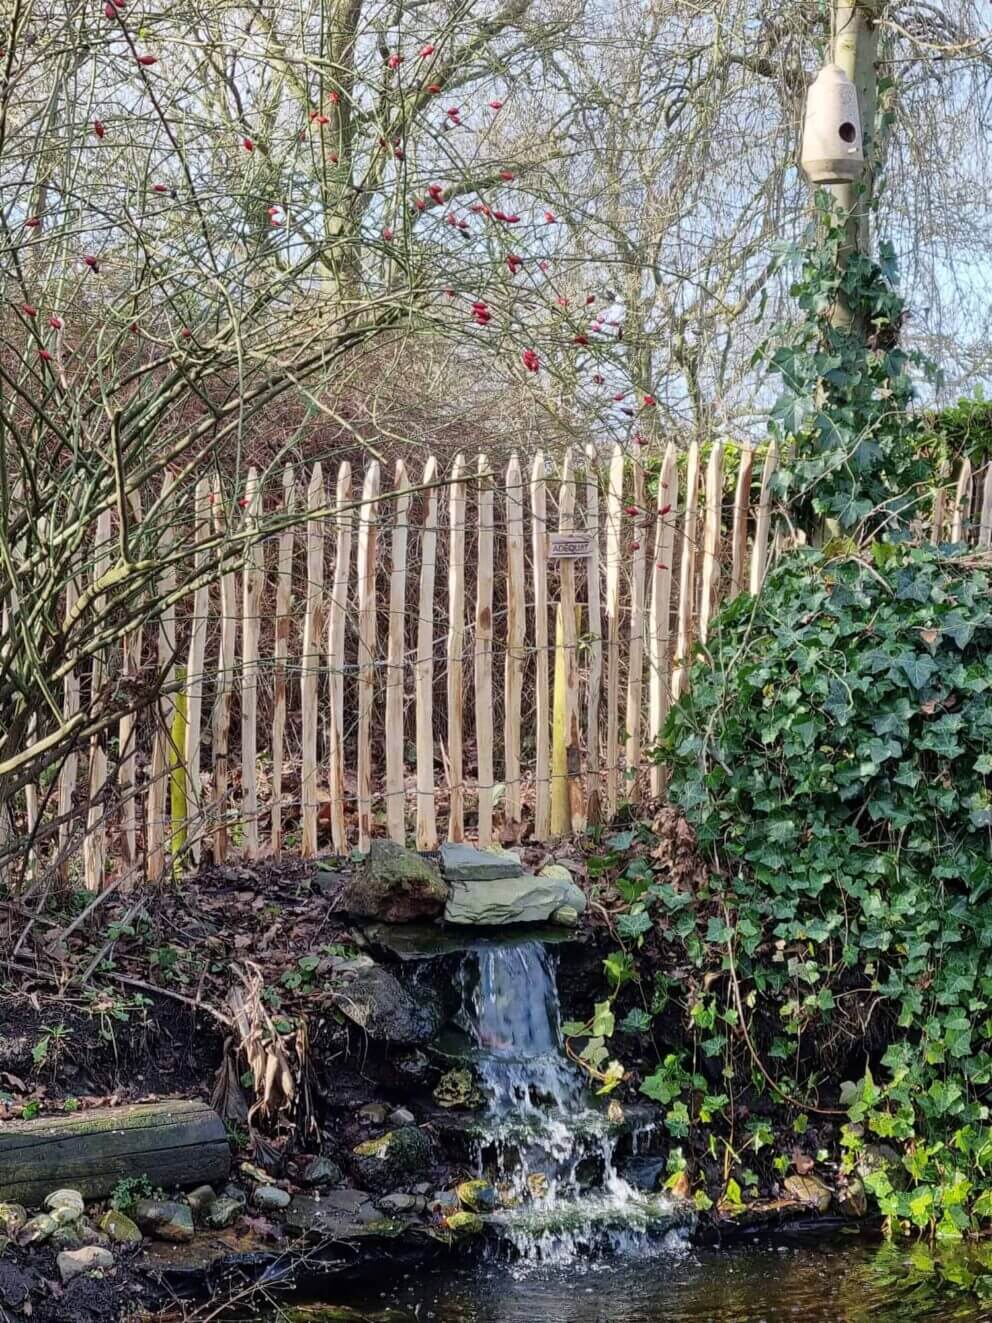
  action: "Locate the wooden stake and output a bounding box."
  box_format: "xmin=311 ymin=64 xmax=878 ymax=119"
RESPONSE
xmin=83 ymin=509 xmax=112 ymax=891
xmin=553 ymin=449 xmax=583 ymax=834
xmin=301 ymin=463 xmax=325 ymax=857
xmin=504 ymin=454 xmax=526 ymax=832
xmin=583 ymin=445 xmax=603 ymax=826
xmin=649 ymin=443 xmax=679 ymax=797
xmin=241 ymin=469 xmax=263 ymax=858
xmin=672 ymin=441 xmax=701 ymax=702
xmin=446 ymin=455 xmax=467 ymax=842
xmin=730 ymin=446 xmax=755 ymax=596
xmin=147 ymin=473 xmax=176 ymax=882
xmin=698 ymin=441 xmax=724 ymax=644
xmin=356 ymin=462 xmax=380 ymax=851
xmin=212 ymin=479 xmax=237 ymax=864
xmin=604 ymin=444 xmax=624 ymax=817
xmin=184 ymin=477 xmax=211 ymax=862
xmin=624 ymin=459 xmax=647 ymax=804
xmin=530 ymin=454 xmax=551 ymax=841
xmin=270 ymin=468 xmax=295 ymax=857
xmin=386 ymin=460 xmax=411 ymax=844
xmin=327 ymin=463 xmax=353 ymax=853
xmin=415 ymin=457 xmax=439 ymax=850
xmin=749 ymin=442 xmax=778 ymax=595
xmin=951 ymin=458 xmax=972 ymax=543
xmin=58 ymin=567 xmax=81 ymax=874
xmin=474 ymin=455 xmax=495 ymax=846
xmin=978 ymin=464 xmax=992 ymax=548
xmin=118 ymin=491 xmax=143 ymax=869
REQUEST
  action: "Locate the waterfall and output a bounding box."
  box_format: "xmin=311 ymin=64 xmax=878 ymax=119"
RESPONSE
xmin=453 ymin=940 xmax=685 ymax=1264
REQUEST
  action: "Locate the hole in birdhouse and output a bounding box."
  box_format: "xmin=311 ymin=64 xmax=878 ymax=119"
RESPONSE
xmin=838 ymin=121 xmax=857 ymax=143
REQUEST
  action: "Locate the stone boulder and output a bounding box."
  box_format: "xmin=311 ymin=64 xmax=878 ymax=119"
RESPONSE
xmin=351 ymin=1127 xmax=432 ymax=1193
xmin=444 ymin=873 xmax=586 ymax=927
xmin=132 ymin=1199 xmax=194 ymax=1243
xmin=334 ymin=964 xmax=439 ymax=1046
xmin=56 ymin=1246 xmax=114 ymax=1283
xmin=341 ymin=841 xmax=448 ymax=923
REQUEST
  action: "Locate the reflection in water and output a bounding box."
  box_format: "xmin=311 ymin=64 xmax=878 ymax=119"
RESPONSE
xmin=326 ymin=1238 xmax=992 ymax=1323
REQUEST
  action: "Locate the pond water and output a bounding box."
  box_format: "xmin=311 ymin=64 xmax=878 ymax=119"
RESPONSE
xmin=312 ymin=1235 xmax=992 ymax=1323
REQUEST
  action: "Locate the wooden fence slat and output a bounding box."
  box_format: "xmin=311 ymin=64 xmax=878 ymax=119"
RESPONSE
xmin=624 ymin=460 xmax=647 ymax=805
xmin=184 ymin=477 xmax=211 ymax=862
xmin=584 ymin=444 xmax=603 ymax=826
xmin=356 ymin=462 xmax=381 ymax=852
xmin=147 ymin=473 xmax=176 ymax=882
xmin=301 ymin=463 xmax=325 ymax=858
xmin=212 ymin=480 xmax=238 ymax=864
xmin=730 ymin=446 xmax=755 ymax=596
xmin=475 ymin=456 xmax=495 ymax=846
xmin=83 ymin=509 xmax=112 ymax=891
xmin=327 ymin=463 xmax=353 ymax=853
xmin=931 ymin=462 xmax=948 ymax=544
xmin=749 ymin=442 xmax=778 ymax=595
xmin=951 ymin=458 xmax=972 ymax=543
xmin=698 ymin=441 xmax=724 ymax=644
xmin=446 ymin=455 xmax=467 ymax=843
xmin=504 ymin=454 xmax=526 ymax=833
xmin=530 ymin=454 xmax=551 ymax=842
xmin=270 ymin=468 xmax=295 ymax=856
xmin=978 ymin=463 xmax=992 ymax=548
xmin=649 ymin=443 xmax=679 ymax=798
xmin=386 ymin=460 xmax=411 ymax=845
xmin=672 ymin=440 xmax=700 ymax=703
xmin=604 ymin=443 xmax=625 ymax=817
xmin=241 ymin=469 xmax=263 ymax=859
xmin=552 ymin=448 xmax=583 ymax=835
xmin=58 ymin=566 xmax=81 ymax=874
xmin=415 ymin=458 xmax=440 ymax=850
xmin=118 ymin=491 xmax=143 ymax=869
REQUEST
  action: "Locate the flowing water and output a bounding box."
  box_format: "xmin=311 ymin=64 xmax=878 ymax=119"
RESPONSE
xmin=451 ymin=939 xmax=681 ymax=1262
xmin=274 ymin=938 xmax=992 ymax=1322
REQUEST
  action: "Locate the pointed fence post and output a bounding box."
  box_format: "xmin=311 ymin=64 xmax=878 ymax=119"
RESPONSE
xmin=327 ymin=463 xmax=353 ymax=853
xmin=446 ymin=455 xmax=467 ymax=842
xmin=583 ymin=445 xmax=603 ymax=825
xmin=301 ymin=464 xmax=326 ymax=857
xmin=356 ymin=462 xmax=380 ymax=852
xmin=240 ymin=469 xmax=264 ymax=859
xmin=504 ymin=454 xmax=526 ymax=833
xmin=474 ymin=456 xmax=495 ymax=845
xmin=270 ymin=468 xmax=296 ymax=856
xmin=386 ymin=460 xmax=411 ymax=844
xmin=415 ymin=457 xmax=439 ymax=850
xmin=649 ymin=443 xmax=679 ymax=798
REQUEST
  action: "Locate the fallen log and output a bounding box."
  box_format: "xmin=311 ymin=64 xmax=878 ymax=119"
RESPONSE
xmin=0 ymin=1099 xmax=230 ymax=1207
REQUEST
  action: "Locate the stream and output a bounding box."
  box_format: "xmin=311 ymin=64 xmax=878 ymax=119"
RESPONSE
xmin=318 ymin=1238 xmax=990 ymax=1321
xmin=280 ymin=936 xmax=992 ymax=1321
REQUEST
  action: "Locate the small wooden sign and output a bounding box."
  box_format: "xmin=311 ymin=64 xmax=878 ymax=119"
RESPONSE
xmin=548 ymin=532 xmax=592 ymax=560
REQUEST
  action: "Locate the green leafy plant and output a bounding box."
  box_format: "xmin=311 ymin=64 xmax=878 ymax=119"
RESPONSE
xmin=110 ymin=1175 xmax=154 ymax=1213
xmin=658 ymin=543 xmax=992 ymax=1234
xmin=762 ymin=194 xmax=940 ymax=536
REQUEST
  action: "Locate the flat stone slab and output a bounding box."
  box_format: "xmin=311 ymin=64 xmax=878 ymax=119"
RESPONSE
xmin=361 ymin=923 xmax=577 ymax=961
xmin=444 ymin=874 xmax=586 ymax=927
xmin=439 ymin=843 xmax=523 ymax=881
xmin=284 ymin=1192 xmax=378 ymax=1238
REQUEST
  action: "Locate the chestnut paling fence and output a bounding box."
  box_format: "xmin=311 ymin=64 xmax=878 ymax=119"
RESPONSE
xmin=19 ymin=442 xmax=992 ymax=891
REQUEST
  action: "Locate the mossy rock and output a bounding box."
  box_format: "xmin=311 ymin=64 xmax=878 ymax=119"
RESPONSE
xmin=443 ymin=1211 xmax=484 ymax=1238
xmin=456 ymin=1179 xmax=496 ymax=1213
xmin=351 ymin=1126 xmax=432 ymax=1193
xmin=433 ymin=1068 xmax=482 ymax=1110
xmin=342 ymin=841 xmax=448 ymax=923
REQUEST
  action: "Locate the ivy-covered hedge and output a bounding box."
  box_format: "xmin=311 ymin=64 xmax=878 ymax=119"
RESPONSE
xmin=663 ymin=543 xmax=992 ymax=1235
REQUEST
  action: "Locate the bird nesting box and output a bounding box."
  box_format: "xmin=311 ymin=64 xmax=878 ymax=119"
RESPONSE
xmin=800 ymin=64 xmax=864 ymax=184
